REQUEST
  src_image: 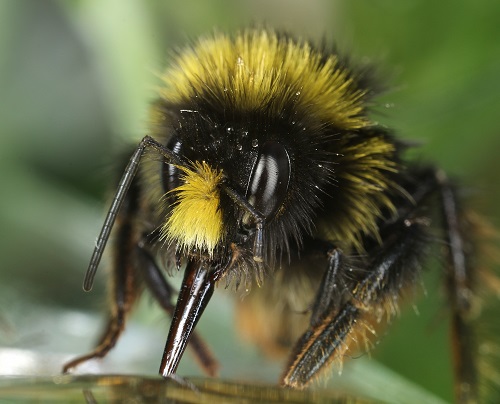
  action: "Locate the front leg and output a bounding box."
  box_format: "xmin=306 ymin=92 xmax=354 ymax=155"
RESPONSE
xmin=281 ymin=218 xmax=429 ymax=388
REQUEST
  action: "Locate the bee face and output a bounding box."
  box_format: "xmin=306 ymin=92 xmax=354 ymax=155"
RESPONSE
xmin=156 ymin=108 xmax=324 ymax=266
xmin=64 ymin=29 xmax=494 ymax=403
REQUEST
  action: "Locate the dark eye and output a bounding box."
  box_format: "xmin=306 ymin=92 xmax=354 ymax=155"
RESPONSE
xmin=162 ymin=136 xmax=183 ymax=193
xmin=246 ymin=141 xmax=290 ymax=219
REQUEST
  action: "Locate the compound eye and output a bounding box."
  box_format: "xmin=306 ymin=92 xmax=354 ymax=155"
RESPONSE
xmin=247 ymin=141 xmax=290 ymax=219
xmin=162 ymin=136 xmax=183 ymax=193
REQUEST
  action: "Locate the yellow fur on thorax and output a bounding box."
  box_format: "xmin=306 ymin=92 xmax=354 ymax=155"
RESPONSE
xmin=162 ymin=161 xmax=224 ymax=255
xmin=159 ymin=30 xmax=370 ymax=130
xmin=317 ymin=136 xmax=399 ymax=251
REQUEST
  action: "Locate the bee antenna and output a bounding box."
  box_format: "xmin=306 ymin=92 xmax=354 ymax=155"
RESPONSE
xmin=83 ymin=136 xmax=182 ymax=291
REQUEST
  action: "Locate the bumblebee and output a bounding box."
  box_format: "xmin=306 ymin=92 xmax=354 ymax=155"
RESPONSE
xmin=63 ymin=29 xmax=495 ymax=403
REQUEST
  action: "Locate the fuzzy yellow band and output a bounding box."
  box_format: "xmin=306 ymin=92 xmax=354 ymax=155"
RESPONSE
xmin=162 ymin=161 xmax=224 ymax=255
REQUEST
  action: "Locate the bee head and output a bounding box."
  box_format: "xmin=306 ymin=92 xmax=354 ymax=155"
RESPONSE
xmin=159 ymin=122 xmax=293 ymax=270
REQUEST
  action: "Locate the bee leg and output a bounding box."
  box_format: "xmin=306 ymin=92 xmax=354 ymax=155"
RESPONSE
xmin=280 ymin=246 xmax=359 ymax=387
xmin=62 ymin=233 xmax=140 ymax=373
xmin=386 ymin=168 xmax=478 ymax=402
xmin=281 ymin=217 xmax=429 ymax=388
xmin=436 ymin=170 xmax=477 ymax=403
xmin=137 ymin=245 xmax=219 ymax=377
xmin=63 ymin=175 xmax=143 ymax=374
xmin=308 ymin=247 xmax=347 ymax=327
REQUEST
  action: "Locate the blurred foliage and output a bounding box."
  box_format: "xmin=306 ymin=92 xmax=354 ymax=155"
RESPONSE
xmin=0 ymin=1 xmax=499 ymax=403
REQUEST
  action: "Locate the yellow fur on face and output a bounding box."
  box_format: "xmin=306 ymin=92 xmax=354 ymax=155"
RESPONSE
xmin=162 ymin=161 xmax=224 ymax=255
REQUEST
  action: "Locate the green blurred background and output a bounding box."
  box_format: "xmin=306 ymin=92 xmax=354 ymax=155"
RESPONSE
xmin=1 ymin=1 xmax=499 ymax=402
